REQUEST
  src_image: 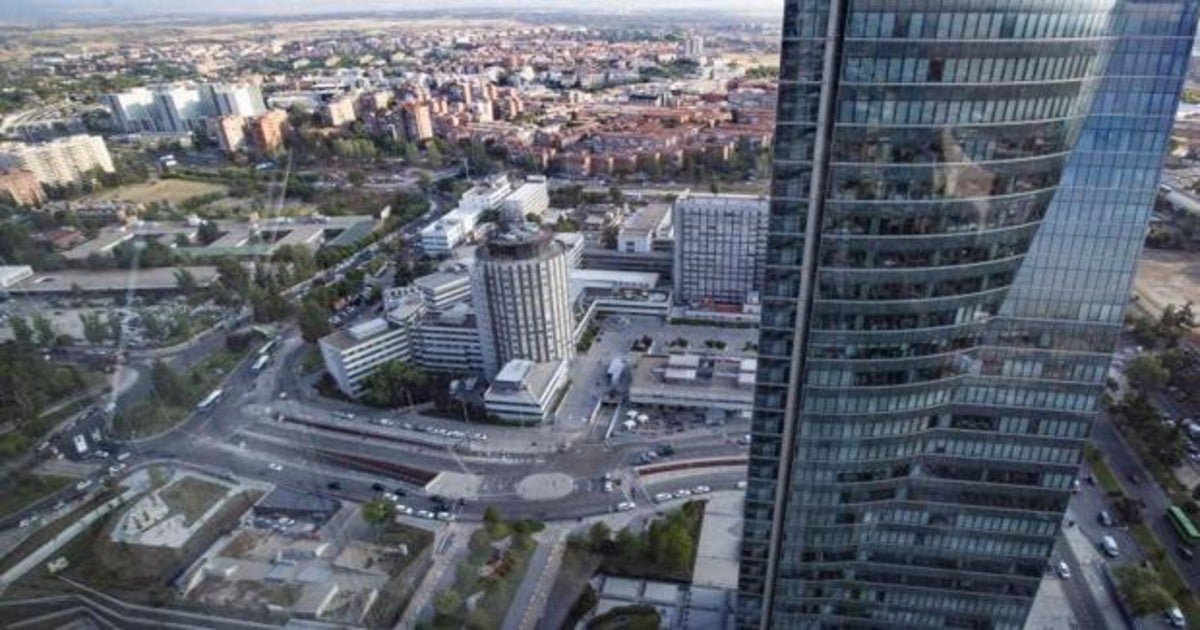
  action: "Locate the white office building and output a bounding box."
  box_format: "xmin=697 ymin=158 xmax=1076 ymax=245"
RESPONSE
xmin=319 ymin=293 xmax=426 ymax=397
xmin=420 ymin=174 xmax=515 ymax=254
xmin=617 ymin=203 xmax=672 ymax=254
xmin=153 ymin=86 xmax=217 ymax=134
xmin=672 ymin=192 xmax=768 ymax=309
xmin=415 ymin=303 xmax=485 ymax=375
xmin=412 ymin=270 xmax=473 ymax=313
xmin=501 ymin=176 xmax=550 ymax=219
xmin=483 ymin=358 xmax=569 ymax=423
xmin=0 ymin=135 xmax=114 ymax=187
xmin=105 ymin=83 xmax=266 ymax=134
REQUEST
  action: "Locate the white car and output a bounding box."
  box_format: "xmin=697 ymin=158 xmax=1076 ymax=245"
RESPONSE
xmin=617 ymin=501 xmax=636 ymax=511
xmin=735 ymin=480 xmax=748 ymax=490
xmin=693 ymin=485 xmax=711 ymax=494
xmin=1055 ymin=561 xmax=1071 ymax=579
xmin=395 ymin=504 xmax=414 ymax=515
xmin=654 ymin=492 xmax=673 ymax=503
xmin=436 ymin=511 xmax=456 ymax=521
xmin=416 ymin=510 xmax=435 ymax=519
xmin=379 ymin=418 xmax=394 ymax=426
xmin=674 ymin=489 xmax=692 ymax=498
xmin=107 ymin=463 xmax=126 ymax=475
xmin=603 ymin=480 xmax=614 ymax=493
xmin=382 ymin=492 xmax=397 ymax=502
xmin=267 ymin=463 xmax=283 ymax=472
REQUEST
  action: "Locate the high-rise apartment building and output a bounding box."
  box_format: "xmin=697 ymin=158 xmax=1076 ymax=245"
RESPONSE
xmin=402 ymin=101 xmax=434 ymax=142
xmin=215 ymin=116 xmax=247 ymax=153
xmin=324 ymin=96 xmax=358 ymax=127
xmin=0 ymin=169 xmax=46 ymax=207
xmin=211 ymin=84 xmax=267 ymax=118
xmin=0 ymin=135 xmax=114 ymax=187
xmin=472 ymin=222 xmax=575 ymax=379
xmin=247 ymin=110 xmax=289 ymax=155
xmin=673 ymin=192 xmax=768 ymax=310
xmin=739 ymin=2 xmax=1199 ymax=629
xmin=106 ymin=84 xmax=267 ymax=134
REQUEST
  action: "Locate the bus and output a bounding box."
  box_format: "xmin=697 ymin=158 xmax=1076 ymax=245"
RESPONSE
xmin=1167 ymin=505 xmax=1200 ymax=545
xmin=253 ymin=352 xmax=272 ymax=374
xmin=250 ymin=354 xmax=270 ymax=374
xmin=196 ymin=389 xmax=223 ymax=411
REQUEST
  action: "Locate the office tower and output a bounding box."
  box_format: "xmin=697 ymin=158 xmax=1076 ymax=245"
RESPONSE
xmin=103 ymin=88 xmax=159 ymax=133
xmin=673 ymin=192 xmax=768 ymax=310
xmin=472 ymin=222 xmax=575 ymax=379
xmin=319 ymin=292 xmax=426 ymax=397
xmin=684 ymin=34 xmax=706 ymax=59
xmin=738 ymin=2 xmax=1199 ymax=629
xmin=210 ymin=84 xmax=267 ymax=118
xmin=0 ymin=135 xmax=114 ymax=187
xmin=402 ymin=101 xmax=435 ymax=142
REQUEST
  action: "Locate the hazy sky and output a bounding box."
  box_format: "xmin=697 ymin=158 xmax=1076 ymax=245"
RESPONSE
xmin=1 ymin=0 xmax=786 ymax=23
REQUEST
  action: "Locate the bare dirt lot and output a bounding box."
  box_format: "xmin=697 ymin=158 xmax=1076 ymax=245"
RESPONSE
xmin=1133 ymin=248 xmax=1200 ymax=316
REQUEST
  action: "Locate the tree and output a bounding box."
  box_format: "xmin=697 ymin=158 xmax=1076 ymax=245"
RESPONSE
xmin=348 ymin=170 xmax=366 ymax=188
xmin=360 ymin=497 xmax=395 ymax=539
xmin=298 ymin=299 xmax=331 ymax=343
xmin=1113 ymin=565 xmax=1175 ymax=616
xmin=483 ymin=506 xmax=502 ymax=526
xmin=150 ymin=360 xmax=189 ymax=406
xmin=80 ymin=312 xmax=108 ymax=345
xmin=589 ymin=521 xmax=612 ymax=551
xmin=608 ymin=186 xmax=623 ymax=205
xmin=433 ymin=588 xmax=463 ymax=618
xmin=362 ymin=360 xmax=428 ymax=408
xmin=31 ymin=314 xmax=56 ymax=347
xmin=1127 ymin=355 xmax=1170 ymax=390
xmin=425 ymin=142 xmax=443 ymax=168
xmin=9 ymin=316 xmax=32 ymax=346
xmin=216 ymin=258 xmax=251 ymax=298
xmin=174 ymin=268 xmax=198 ymax=295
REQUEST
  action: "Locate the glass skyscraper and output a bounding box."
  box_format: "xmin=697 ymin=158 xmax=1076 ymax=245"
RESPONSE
xmin=739 ymin=1 xmax=1199 ymax=628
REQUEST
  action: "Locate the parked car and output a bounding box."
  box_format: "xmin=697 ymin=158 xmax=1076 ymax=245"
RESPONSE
xmin=1055 ymin=561 xmax=1071 ymax=579
xmin=1098 ymin=510 xmax=1115 ymax=527
xmin=617 ymin=501 xmax=636 ymax=511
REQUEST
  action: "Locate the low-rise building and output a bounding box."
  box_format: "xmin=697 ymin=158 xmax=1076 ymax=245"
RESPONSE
xmin=628 ymin=353 xmax=755 ymax=413
xmin=483 ymin=358 xmax=569 ymax=423
xmin=501 ymin=175 xmax=550 ymax=218
xmin=215 ymin=115 xmax=247 ymax=153
xmin=247 ymin=110 xmax=289 ymax=154
xmin=0 ymin=265 xmax=34 ymax=288
xmin=618 ymin=202 xmax=673 ymax=253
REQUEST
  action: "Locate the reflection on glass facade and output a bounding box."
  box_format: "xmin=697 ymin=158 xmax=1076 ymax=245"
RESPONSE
xmin=740 ymin=1 xmax=1199 ymax=628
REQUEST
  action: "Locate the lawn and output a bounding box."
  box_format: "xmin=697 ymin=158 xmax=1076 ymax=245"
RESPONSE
xmin=158 ymin=476 xmax=230 ymax=526
xmin=0 ymin=474 xmax=70 ymax=519
xmin=89 ymin=179 xmax=228 ymax=205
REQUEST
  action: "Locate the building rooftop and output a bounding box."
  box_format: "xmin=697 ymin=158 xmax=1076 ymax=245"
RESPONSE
xmin=11 ymin=266 xmax=221 ymax=293
xmin=622 ymin=202 xmax=671 ymax=236
xmin=412 ymin=270 xmax=470 ymax=291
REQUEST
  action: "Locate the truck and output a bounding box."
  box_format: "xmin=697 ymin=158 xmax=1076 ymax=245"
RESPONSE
xmin=72 ymin=434 xmax=88 ymax=456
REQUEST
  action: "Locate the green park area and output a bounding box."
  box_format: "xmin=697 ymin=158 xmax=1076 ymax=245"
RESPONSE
xmin=420 ymin=508 xmax=543 ymax=630
xmin=158 ymin=476 xmax=231 ymax=526
xmin=112 ymin=348 xmax=248 ymax=440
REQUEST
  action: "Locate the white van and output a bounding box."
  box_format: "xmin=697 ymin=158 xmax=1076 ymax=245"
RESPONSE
xmin=1101 ymin=535 xmax=1119 ymax=557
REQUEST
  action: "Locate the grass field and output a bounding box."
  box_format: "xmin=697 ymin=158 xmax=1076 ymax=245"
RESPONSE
xmin=158 ymin=476 xmax=230 ymax=526
xmin=90 ymin=179 xmax=228 ymax=205
xmin=0 ymin=474 xmax=70 ymax=519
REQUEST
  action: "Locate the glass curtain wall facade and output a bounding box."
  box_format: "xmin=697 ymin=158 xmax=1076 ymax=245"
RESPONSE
xmin=739 ymin=1 xmax=1198 ymax=628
